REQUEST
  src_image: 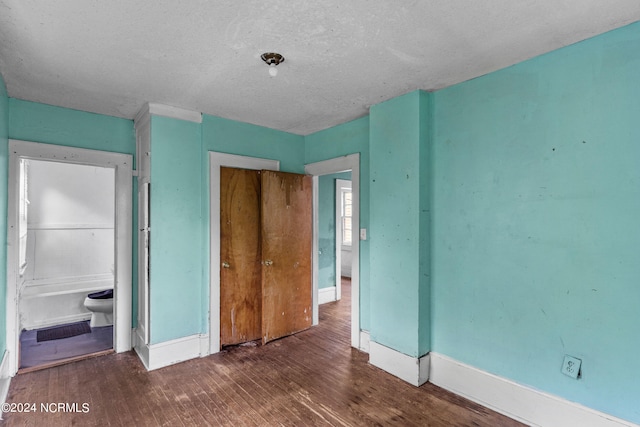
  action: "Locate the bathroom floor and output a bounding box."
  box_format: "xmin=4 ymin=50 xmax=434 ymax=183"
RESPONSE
xmin=19 ymin=321 xmax=113 ymax=371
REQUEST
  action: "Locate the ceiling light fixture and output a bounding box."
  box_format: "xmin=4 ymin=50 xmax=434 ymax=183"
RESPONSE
xmin=261 ymin=52 xmax=284 ymax=77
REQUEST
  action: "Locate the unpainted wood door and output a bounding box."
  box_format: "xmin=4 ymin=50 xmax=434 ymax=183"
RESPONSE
xmin=261 ymin=170 xmax=313 ymax=344
xmin=220 ymin=167 xmax=262 ymax=345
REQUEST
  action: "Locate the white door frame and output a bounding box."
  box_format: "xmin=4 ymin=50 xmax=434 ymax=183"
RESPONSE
xmin=209 ymin=152 xmax=279 ymax=355
xmin=6 ymin=140 xmax=133 ymax=375
xmin=137 ymin=182 xmax=150 ymax=345
xmin=305 ymin=154 xmax=360 ymax=349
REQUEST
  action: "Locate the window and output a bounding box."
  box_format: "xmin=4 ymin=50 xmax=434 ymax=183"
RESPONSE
xmin=341 ymin=188 xmax=352 ymax=246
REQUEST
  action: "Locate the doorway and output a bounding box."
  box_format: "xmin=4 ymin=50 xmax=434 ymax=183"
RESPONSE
xmin=305 ymin=154 xmax=361 ymax=350
xmin=17 ymin=159 xmax=115 ymax=370
xmin=317 ymin=174 xmax=352 ymax=305
xmin=7 ymin=140 xmax=133 ymax=375
xmin=336 ymin=178 xmax=353 ymax=292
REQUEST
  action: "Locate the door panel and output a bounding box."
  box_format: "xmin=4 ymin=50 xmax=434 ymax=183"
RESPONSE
xmin=261 ymin=170 xmax=312 ymax=344
xmin=220 ymin=167 xmax=262 ymax=345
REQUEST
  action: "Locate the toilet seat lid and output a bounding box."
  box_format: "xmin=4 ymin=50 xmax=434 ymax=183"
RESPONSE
xmin=88 ymin=289 xmax=113 ymax=299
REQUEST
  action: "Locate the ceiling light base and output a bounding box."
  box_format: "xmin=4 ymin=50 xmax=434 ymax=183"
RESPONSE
xmin=261 ymin=52 xmax=285 ymax=66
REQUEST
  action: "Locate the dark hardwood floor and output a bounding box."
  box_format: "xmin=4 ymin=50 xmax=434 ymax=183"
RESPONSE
xmin=3 ymin=278 xmax=524 ymax=426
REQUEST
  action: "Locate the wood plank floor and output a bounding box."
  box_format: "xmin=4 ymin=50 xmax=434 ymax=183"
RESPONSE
xmin=3 ymin=279 xmax=524 ymax=426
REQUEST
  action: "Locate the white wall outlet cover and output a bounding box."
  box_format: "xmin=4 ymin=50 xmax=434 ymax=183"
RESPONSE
xmin=360 ymin=228 xmax=367 ymax=240
xmin=561 ymin=355 xmax=582 ymax=379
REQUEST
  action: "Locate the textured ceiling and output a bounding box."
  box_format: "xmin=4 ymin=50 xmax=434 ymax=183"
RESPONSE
xmin=0 ymin=1 xmax=639 ymax=135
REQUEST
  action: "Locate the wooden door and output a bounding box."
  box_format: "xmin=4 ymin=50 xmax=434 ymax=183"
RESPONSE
xmin=261 ymin=170 xmax=313 ymax=344
xmin=220 ymin=167 xmax=262 ymax=346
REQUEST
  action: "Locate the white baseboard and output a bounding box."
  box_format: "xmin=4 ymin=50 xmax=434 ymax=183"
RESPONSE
xmin=0 ymin=351 xmax=11 ymax=412
xmin=369 ymin=341 xmax=429 ymax=387
xmin=359 ymin=330 xmax=370 ymax=353
xmin=134 ymin=332 xmax=209 ymax=371
xmin=132 ymin=328 xmax=149 ymax=368
xmin=429 ymin=353 xmax=639 ymax=427
xmin=318 ymin=286 xmax=336 ymax=305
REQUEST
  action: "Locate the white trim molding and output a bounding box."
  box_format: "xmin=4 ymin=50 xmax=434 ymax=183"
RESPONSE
xmin=0 ymin=351 xmax=11 ymax=412
xmin=359 ymin=330 xmax=370 ymax=353
xmin=135 ymin=102 xmax=202 ymax=124
xmin=134 ymin=333 xmax=209 ymax=371
xmin=318 ymin=286 xmax=337 ymax=305
xmin=133 ymin=328 xmax=149 ymax=366
xmin=429 ymin=353 xmax=639 ymax=427
xmin=369 ymin=341 xmax=430 ymax=387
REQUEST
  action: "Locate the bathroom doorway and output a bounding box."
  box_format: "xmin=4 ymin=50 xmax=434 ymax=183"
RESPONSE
xmin=17 ymin=159 xmax=115 ymax=371
xmin=6 ymin=140 xmax=133 ymax=375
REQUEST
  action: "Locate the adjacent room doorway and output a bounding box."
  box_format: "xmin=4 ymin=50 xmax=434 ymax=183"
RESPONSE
xmin=335 ymin=178 xmax=353 ymax=300
xmin=305 ymin=154 xmax=361 ymax=350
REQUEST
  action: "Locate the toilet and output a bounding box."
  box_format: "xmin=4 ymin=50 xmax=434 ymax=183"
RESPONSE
xmin=84 ymin=289 xmax=114 ymax=328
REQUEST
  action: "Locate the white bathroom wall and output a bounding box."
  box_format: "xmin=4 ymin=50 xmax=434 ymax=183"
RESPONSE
xmin=19 ymin=160 xmax=115 ymax=330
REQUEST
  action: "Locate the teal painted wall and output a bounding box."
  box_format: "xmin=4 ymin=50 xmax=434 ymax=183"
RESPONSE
xmin=202 ymin=115 xmax=304 ymax=173
xmin=417 ymin=91 xmax=433 ymax=357
xmin=305 ymin=116 xmax=370 ymax=330
xmin=201 ymin=114 xmax=305 ymax=332
xmin=9 ymin=99 xmax=135 ymax=155
xmin=149 ymin=116 xmax=203 ymax=343
xmin=2 ymin=19 xmax=636 ymax=423
xmin=431 ymin=22 xmax=640 ymax=423
xmin=8 ymin=99 xmax=138 ymax=327
xmin=318 ymin=172 xmax=351 ymax=290
xmin=147 ymin=113 xmax=305 ymax=342
xmin=369 ymin=91 xmax=431 ymax=358
xmin=0 ymin=74 xmax=9 ymax=357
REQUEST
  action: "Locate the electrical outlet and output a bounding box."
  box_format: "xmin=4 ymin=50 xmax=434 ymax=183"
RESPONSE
xmin=561 ymin=355 xmax=582 ymax=379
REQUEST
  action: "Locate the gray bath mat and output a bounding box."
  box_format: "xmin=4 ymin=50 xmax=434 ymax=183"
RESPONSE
xmin=36 ymin=321 xmax=91 ymax=342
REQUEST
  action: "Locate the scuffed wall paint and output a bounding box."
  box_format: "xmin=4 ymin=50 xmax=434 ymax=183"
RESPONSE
xmin=432 ymin=22 xmax=640 ymax=423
